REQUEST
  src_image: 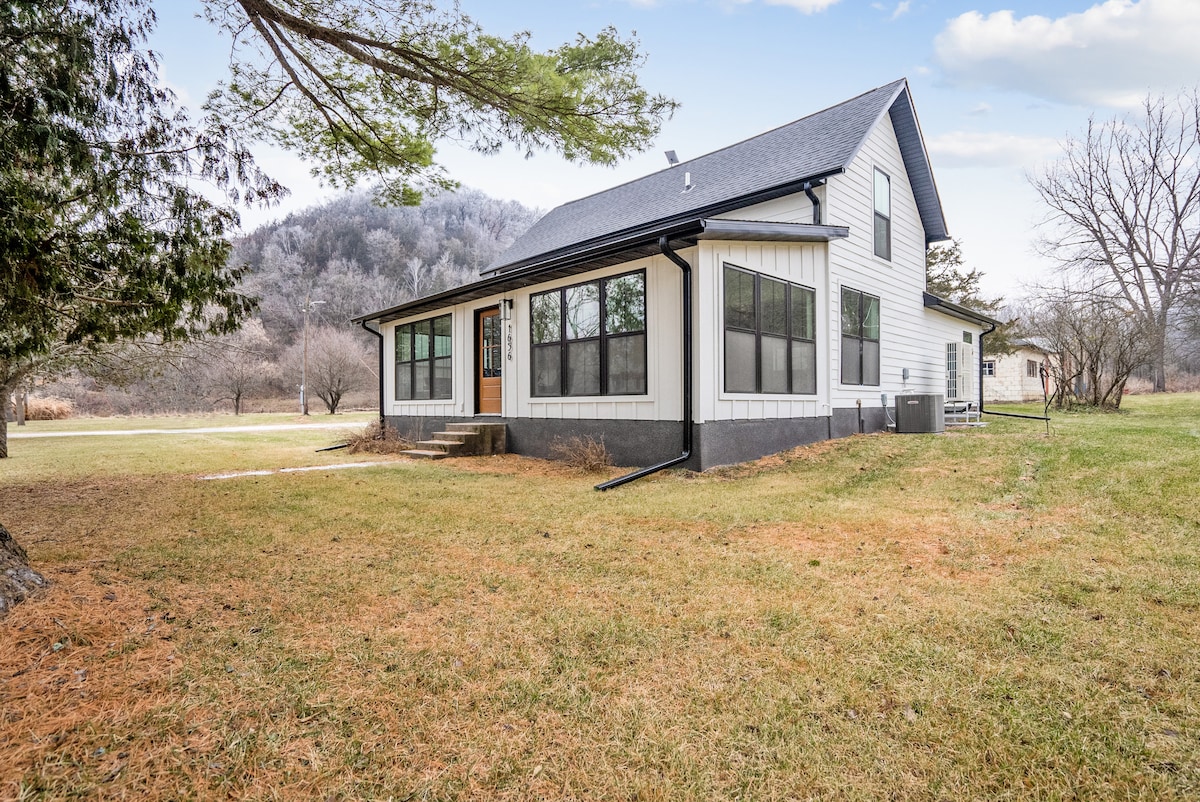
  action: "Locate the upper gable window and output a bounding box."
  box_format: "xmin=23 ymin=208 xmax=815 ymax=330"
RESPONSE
xmin=873 ymin=168 xmax=891 ymax=261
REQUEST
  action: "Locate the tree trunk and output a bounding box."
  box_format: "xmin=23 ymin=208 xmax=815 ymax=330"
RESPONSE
xmin=1151 ymin=325 xmax=1169 ymax=393
xmin=1 ymin=523 xmax=47 ymax=616
xmin=0 ymin=408 xmax=8 ymax=460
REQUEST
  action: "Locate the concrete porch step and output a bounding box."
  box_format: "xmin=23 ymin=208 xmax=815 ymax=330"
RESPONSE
xmin=414 ymin=438 xmax=466 ymax=454
xmin=399 ymin=421 xmax=507 ymax=461
xmin=444 ymin=422 xmax=507 ymax=455
xmin=401 ymin=448 xmax=452 ymax=460
xmin=431 ymin=430 xmax=478 ymax=446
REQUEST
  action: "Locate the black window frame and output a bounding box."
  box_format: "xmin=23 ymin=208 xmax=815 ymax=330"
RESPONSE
xmin=529 ymin=270 xmax=648 ymax=398
xmin=394 ymin=314 xmax=452 ymax=401
xmin=873 ymin=167 xmax=891 ymax=261
xmin=841 ymin=286 xmax=881 ymax=387
xmin=722 ymin=264 xmax=817 ymax=395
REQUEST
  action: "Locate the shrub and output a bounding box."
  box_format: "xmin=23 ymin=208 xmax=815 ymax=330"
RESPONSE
xmin=345 ymin=420 xmax=414 ymax=454
xmin=549 ymin=434 xmax=613 ymax=473
xmin=1168 ymin=372 xmax=1200 ymax=393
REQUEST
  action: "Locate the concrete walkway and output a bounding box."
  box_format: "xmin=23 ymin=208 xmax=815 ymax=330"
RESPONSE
xmin=7 ymin=422 xmax=358 ymax=439
xmin=199 ymin=461 xmax=409 ymax=481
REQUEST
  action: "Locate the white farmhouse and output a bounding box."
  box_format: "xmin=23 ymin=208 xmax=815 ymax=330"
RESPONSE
xmin=356 ymin=79 xmax=998 ymax=474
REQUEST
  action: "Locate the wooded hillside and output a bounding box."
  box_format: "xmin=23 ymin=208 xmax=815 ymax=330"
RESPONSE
xmin=20 ymin=188 xmax=538 ymax=416
xmin=233 ymin=188 xmax=540 ymax=344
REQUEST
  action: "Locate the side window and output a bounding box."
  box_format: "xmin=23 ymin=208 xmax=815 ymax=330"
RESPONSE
xmin=531 ymin=271 xmax=646 ymax=397
xmin=840 ymin=287 xmax=880 ymax=387
xmin=982 ymin=360 xmax=996 ymax=377
xmin=723 ymin=264 xmax=817 ymax=395
xmin=395 ymin=314 xmax=452 ymax=400
xmin=873 ymin=168 xmax=891 ymax=261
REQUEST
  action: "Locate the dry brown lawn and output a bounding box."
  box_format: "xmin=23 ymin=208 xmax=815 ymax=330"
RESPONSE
xmin=2 ymin=399 xmax=1199 ymax=800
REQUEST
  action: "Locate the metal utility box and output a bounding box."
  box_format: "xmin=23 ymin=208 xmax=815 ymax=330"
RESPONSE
xmin=895 ymin=393 xmax=945 ymax=434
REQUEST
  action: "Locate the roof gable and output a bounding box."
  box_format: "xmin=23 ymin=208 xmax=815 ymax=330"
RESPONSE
xmin=486 ymin=78 xmax=947 ymax=275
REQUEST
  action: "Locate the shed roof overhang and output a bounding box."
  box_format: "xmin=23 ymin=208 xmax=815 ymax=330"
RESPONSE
xmin=355 ymin=220 xmax=849 ymax=325
xmin=922 ymin=291 xmax=1001 ymax=327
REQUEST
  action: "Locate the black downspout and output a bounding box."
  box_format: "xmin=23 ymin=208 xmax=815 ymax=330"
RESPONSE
xmin=596 ymin=235 xmax=693 ymax=490
xmin=803 ymin=181 xmax=822 ymax=225
xmin=977 ymin=319 xmax=996 ymax=416
xmin=360 ymin=319 xmax=385 ymax=424
xmin=978 ymin=322 xmax=1051 ymax=422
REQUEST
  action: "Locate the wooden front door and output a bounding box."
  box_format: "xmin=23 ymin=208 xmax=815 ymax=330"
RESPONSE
xmin=477 ymin=307 xmax=502 ymax=414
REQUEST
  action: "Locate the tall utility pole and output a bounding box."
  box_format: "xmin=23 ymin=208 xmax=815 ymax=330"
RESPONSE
xmin=300 ymin=294 xmax=325 ymax=415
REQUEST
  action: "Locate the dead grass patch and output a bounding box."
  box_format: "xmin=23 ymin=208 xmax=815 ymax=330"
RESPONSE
xmin=23 ymin=397 xmax=74 ymax=421
xmin=3 ymin=397 xmax=1200 ymax=798
xmin=444 ymin=452 xmax=624 ymax=481
xmin=0 ymin=569 xmax=181 ymax=793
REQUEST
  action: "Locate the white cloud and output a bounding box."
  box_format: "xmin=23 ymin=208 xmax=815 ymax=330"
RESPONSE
xmin=764 ymin=0 xmax=842 ymax=13
xmin=870 ymin=1 xmax=910 ymax=19
xmin=968 ymin=102 xmax=991 ymax=116
xmin=934 ymin=0 xmax=1200 ymax=107
xmin=927 ymin=131 xmax=1061 ymax=169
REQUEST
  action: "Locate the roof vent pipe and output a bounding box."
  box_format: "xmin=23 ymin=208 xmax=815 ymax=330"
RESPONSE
xmin=683 ymin=171 xmax=692 ymax=192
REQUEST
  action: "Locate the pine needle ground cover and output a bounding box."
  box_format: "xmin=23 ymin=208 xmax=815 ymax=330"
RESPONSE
xmin=2 ymin=397 xmax=1198 ymax=800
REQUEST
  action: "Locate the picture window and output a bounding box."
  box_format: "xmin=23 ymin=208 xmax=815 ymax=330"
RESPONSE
xmin=723 ymin=265 xmax=817 ymax=395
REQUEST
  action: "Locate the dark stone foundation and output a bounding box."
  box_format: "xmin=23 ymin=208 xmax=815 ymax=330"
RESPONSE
xmin=384 ymin=406 xmax=887 ymax=472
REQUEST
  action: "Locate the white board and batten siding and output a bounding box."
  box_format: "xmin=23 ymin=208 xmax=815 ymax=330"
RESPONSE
xmin=379 ymin=316 xmax=458 ymax=420
xmin=694 ymin=240 xmax=829 ymax=424
xmin=380 ymin=110 xmax=980 ymax=425
xmin=380 ymin=255 xmax=684 ymax=422
xmin=824 ymin=109 xmax=979 ymax=405
xmin=711 ymin=186 xmax=822 ymax=226
xmin=513 ymin=254 xmax=683 ymax=422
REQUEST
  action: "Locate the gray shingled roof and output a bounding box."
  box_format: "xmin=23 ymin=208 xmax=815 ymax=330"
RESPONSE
xmin=486 ymin=78 xmax=946 ymax=275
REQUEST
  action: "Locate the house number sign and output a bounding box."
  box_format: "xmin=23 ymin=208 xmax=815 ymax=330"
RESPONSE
xmin=506 ymin=325 xmax=514 ymax=362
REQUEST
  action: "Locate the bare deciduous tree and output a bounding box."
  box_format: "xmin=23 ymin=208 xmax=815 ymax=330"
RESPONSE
xmin=1030 ymin=91 xmax=1200 ymax=392
xmin=1029 ymin=285 xmax=1155 ymax=410
xmin=202 ymin=320 xmax=276 ymax=415
xmin=285 ymin=327 xmax=373 ymax=414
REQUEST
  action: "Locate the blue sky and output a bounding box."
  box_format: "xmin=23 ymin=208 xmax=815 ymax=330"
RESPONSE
xmin=148 ymin=0 xmax=1200 ymax=300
